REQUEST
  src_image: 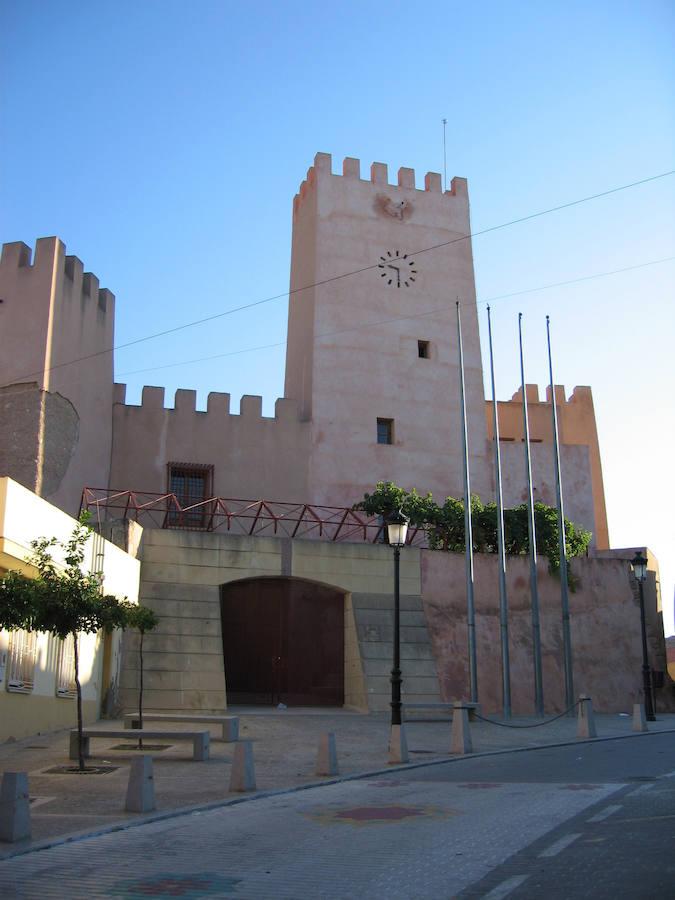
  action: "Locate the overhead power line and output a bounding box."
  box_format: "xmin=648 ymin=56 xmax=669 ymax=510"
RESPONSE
xmin=3 ymin=169 xmax=673 ymax=389
xmin=118 ymin=255 xmax=675 ymax=377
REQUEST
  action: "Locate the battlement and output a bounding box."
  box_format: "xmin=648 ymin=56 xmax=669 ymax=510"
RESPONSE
xmin=113 ymin=384 xmax=304 ymax=423
xmin=506 ymin=384 xmax=594 ymax=407
xmin=110 ymin=386 xmax=311 ymax=501
xmin=487 ymin=384 xmax=598 ymax=447
xmin=293 ymin=152 xmax=468 ymax=214
xmin=0 ymin=237 xmax=115 ymax=316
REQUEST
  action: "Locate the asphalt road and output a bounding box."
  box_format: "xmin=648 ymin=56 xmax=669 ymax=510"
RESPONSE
xmin=409 ymin=732 xmax=675 ymax=898
xmin=0 ymin=732 xmax=673 ymax=899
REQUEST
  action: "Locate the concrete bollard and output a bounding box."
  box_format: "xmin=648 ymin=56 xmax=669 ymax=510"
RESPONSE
xmin=222 ymin=717 xmax=239 ymax=743
xmin=316 ymin=732 xmax=339 ymax=776
xmin=388 ymin=724 xmax=409 ymax=765
xmin=577 ymin=695 xmax=597 ymax=739
xmin=229 ymin=740 xmax=256 ymax=792
xmin=450 ymin=703 xmax=473 ymax=755
xmin=632 ymin=703 xmax=649 ymax=733
xmin=0 ymin=772 xmax=31 ymax=843
xmin=125 ymin=755 xmax=156 ymax=813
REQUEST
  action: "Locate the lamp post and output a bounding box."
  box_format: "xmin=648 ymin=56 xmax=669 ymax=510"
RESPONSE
xmin=387 ymin=510 xmax=409 ymax=727
xmin=631 ymin=551 xmax=656 ymax=721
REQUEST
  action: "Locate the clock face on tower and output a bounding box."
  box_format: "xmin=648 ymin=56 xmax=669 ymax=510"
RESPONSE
xmin=377 ymin=250 xmax=417 ymax=288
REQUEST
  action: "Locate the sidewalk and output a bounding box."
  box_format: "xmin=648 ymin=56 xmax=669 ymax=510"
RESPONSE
xmin=1 ymin=706 xmax=674 ymax=857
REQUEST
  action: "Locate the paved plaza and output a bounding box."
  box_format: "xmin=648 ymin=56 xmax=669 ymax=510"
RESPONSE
xmin=1 ymin=731 xmax=674 ymax=898
xmin=1 ymin=708 xmax=674 ymax=855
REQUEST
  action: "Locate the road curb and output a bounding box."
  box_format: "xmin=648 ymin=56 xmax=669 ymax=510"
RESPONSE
xmin=2 ymin=726 xmax=674 ymax=862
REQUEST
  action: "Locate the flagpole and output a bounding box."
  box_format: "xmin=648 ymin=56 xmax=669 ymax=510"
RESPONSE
xmin=487 ymin=306 xmax=511 ymax=719
xmin=456 ymin=301 xmax=477 ymax=703
xmin=518 ymin=314 xmax=544 ymax=716
xmin=546 ymin=315 xmax=574 ymax=712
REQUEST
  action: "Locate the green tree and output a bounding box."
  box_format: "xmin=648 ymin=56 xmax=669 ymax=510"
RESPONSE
xmin=0 ymin=516 xmax=128 ymax=771
xmin=353 ymin=481 xmax=592 ymax=582
xmin=121 ymin=601 xmax=159 ymax=744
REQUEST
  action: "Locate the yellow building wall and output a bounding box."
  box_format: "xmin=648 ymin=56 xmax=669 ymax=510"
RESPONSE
xmin=0 ymin=477 xmax=141 ymax=741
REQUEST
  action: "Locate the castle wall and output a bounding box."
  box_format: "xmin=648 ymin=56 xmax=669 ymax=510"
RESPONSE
xmin=0 ymin=238 xmax=114 ymax=515
xmin=499 ymin=441 xmax=596 ymax=546
xmin=420 ymin=549 xmax=669 ymax=714
xmin=110 ymin=386 xmax=310 ymax=500
xmin=486 ymin=384 xmax=609 ymax=549
xmin=116 ymin=527 xmax=666 ymax=717
xmin=286 ymin=154 xmax=491 ymax=509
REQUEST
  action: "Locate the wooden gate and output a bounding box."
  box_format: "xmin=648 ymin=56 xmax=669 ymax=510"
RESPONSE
xmin=220 ymin=577 xmax=344 ymax=706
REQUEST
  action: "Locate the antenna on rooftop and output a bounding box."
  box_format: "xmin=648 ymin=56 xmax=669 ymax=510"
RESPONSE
xmin=442 ymin=118 xmax=448 ymax=191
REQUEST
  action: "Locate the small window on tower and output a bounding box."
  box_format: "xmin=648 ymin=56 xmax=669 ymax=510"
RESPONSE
xmin=377 ymin=418 xmax=394 ymax=445
xmin=418 ymin=340 xmax=430 ymax=359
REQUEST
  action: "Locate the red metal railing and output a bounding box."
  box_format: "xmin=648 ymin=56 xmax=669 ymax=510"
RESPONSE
xmin=80 ymin=488 xmax=427 ymax=546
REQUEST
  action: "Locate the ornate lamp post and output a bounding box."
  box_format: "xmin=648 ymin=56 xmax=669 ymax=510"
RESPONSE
xmin=387 ymin=510 xmax=409 ymax=728
xmin=631 ymin=551 xmax=656 ymax=722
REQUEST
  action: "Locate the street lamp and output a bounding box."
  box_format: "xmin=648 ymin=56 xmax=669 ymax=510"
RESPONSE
xmin=631 ymin=550 xmax=656 ymax=721
xmin=387 ymin=509 xmax=409 ymax=728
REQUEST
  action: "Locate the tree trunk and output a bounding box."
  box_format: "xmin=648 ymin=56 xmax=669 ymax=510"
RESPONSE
xmin=138 ymin=629 xmax=144 ymax=750
xmin=73 ymin=632 xmax=85 ymax=771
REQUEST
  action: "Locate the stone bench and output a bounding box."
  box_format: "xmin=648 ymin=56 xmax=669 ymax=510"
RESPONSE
xmin=123 ymin=713 xmax=239 ymax=743
xmin=402 ymin=702 xmax=481 ymax=722
xmin=70 ymin=729 xmax=210 ymax=762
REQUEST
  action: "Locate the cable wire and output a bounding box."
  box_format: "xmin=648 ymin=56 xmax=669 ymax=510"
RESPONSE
xmin=3 ymin=169 xmax=673 ymax=388
xmin=117 ymin=254 xmax=675 ymax=377
xmin=472 ymin=701 xmax=580 ymax=728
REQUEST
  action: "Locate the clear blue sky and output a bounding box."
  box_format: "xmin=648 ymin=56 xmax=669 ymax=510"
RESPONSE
xmin=2 ymin=1 xmax=674 ymax=632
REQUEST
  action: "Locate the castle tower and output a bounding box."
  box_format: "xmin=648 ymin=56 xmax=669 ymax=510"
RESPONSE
xmin=0 ymin=238 xmax=115 ymax=515
xmin=285 ymin=153 xmax=491 ymax=507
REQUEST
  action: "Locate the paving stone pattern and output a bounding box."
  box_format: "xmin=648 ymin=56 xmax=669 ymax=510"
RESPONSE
xmin=0 ymin=774 xmax=622 ymax=899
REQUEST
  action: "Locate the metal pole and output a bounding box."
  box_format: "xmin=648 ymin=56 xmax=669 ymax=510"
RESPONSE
xmin=637 ymin=576 xmax=656 ymax=721
xmin=487 ymin=306 xmax=511 ymax=719
xmin=442 ymin=118 xmax=448 ymax=192
xmin=456 ymin=301 xmax=478 ymax=702
xmin=546 ymin=316 xmax=574 ymax=712
xmin=519 ymin=314 xmax=544 ymax=716
xmin=391 ymin=546 xmax=402 ymax=726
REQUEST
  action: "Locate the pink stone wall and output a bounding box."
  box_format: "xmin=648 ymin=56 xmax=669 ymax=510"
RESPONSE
xmin=110 ymin=387 xmax=310 ymax=501
xmin=0 ymin=239 xmax=114 ymax=515
xmin=420 ymin=550 xmax=665 ymax=714
xmin=499 ymin=441 xmax=596 ymax=545
xmin=285 ymin=154 xmax=491 ymax=509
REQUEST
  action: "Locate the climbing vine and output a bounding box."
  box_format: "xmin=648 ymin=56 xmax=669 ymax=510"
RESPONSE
xmin=353 ymin=481 xmax=592 ymax=578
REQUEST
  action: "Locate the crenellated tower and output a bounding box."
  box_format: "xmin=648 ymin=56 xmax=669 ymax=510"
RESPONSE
xmin=285 ymin=153 xmax=491 ymax=507
xmin=0 ymin=238 xmax=115 ymax=515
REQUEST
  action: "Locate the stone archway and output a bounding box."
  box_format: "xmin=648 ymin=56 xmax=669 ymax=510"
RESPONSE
xmin=220 ymin=577 xmax=345 ymax=706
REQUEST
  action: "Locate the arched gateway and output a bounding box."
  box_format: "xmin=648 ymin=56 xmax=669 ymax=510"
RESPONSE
xmin=220 ymin=577 xmax=345 ymax=706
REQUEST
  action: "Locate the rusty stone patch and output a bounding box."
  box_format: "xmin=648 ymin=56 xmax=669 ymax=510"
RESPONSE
xmin=306 ymin=804 xmax=458 ymax=826
xmin=107 ymin=872 xmax=242 ymax=897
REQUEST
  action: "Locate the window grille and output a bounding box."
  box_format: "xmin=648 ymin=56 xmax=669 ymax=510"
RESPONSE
xmin=56 ymin=636 xmax=77 ymax=698
xmin=6 ymin=629 xmax=37 ymax=693
xmin=167 ymin=463 xmax=213 ymax=528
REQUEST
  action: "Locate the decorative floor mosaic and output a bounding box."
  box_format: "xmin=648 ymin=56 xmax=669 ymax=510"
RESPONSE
xmin=305 ymin=803 xmax=459 ymax=826
xmin=107 ymin=872 xmax=242 ymax=898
